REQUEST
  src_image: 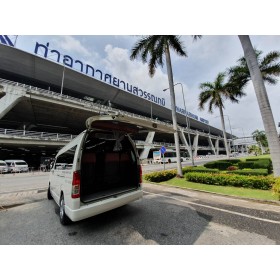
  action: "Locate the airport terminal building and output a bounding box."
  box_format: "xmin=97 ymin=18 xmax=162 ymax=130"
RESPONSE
xmin=0 ymin=37 xmax=239 ymax=168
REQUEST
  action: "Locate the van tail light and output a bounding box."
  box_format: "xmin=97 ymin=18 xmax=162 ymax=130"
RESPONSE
xmin=72 ymin=171 xmax=80 ymax=199
xmin=139 ymin=165 xmax=142 ymax=184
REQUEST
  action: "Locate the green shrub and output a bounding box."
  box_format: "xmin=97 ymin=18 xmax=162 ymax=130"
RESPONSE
xmin=144 ymin=169 xmax=177 ymax=182
xmin=227 ymin=169 xmax=268 ymax=176
xmin=226 ymin=159 xmax=241 ymax=164
xmin=204 ymin=161 xmax=217 ymax=169
xmin=204 ymin=161 xmax=233 ymax=170
xmin=185 ymin=172 xmax=275 ymax=190
xmin=238 ymin=161 xmax=255 ymax=169
xmin=246 ymin=158 xmax=271 ymax=163
xmin=182 ymin=166 xmax=219 ymax=174
xmin=238 ymin=158 xmax=272 ymax=173
xmin=254 ymin=160 xmax=272 ymax=173
xmin=272 ymin=177 xmax=280 ymax=200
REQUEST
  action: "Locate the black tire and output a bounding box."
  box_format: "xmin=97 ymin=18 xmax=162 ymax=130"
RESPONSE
xmin=47 ymin=185 xmax=53 ymax=200
xmin=59 ymin=194 xmax=71 ymax=225
xmin=168 ymin=159 xmax=171 ymax=164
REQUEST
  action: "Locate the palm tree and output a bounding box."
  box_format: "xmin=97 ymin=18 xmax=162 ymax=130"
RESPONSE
xmin=228 ymin=48 xmax=280 ymax=87
xmin=198 ymin=72 xmax=246 ymax=158
xmin=239 ymin=35 xmax=280 ymax=177
xmin=130 ymin=35 xmax=201 ymax=177
xmin=252 ymin=129 xmax=268 ymax=154
xmin=248 ymin=145 xmax=261 ymax=156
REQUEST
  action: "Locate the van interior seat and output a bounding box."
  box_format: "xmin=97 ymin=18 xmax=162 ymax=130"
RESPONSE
xmin=103 ymin=152 xmax=122 ymax=186
xmin=81 ymin=152 xmax=97 ymax=195
xmin=82 ymin=152 xmax=96 ymax=163
xmin=81 ymin=149 xmax=137 ymax=199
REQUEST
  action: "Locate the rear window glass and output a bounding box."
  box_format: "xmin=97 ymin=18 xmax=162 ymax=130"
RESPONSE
xmin=0 ymin=163 xmax=6 ymax=166
xmin=85 ymin=132 xmax=133 ymax=152
xmin=15 ymin=162 xmax=27 ymax=165
xmin=55 ymin=146 xmax=77 ymax=170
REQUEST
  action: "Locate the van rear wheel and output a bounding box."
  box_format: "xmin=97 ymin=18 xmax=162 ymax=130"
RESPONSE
xmin=59 ymin=194 xmax=71 ymax=225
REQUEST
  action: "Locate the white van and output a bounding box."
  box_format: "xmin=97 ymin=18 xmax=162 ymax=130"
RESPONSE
xmin=48 ymin=114 xmax=146 ymax=225
xmin=5 ymin=159 xmax=29 ymax=173
xmin=0 ymin=160 xmax=9 ymax=173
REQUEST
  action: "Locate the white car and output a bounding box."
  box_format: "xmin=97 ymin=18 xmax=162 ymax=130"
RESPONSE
xmin=5 ymin=160 xmax=29 ymax=173
xmin=0 ymin=160 xmax=9 ymax=173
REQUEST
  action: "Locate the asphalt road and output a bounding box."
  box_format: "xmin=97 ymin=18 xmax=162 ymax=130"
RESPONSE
xmin=1 ymin=157 xmax=280 ymax=245
xmin=0 ymin=172 xmax=48 ymax=193
xmin=1 ymin=179 xmax=280 ymax=244
xmin=0 ymin=158 xmax=208 ymax=194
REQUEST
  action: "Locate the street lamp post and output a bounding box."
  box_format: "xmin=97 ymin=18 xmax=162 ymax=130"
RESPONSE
xmin=60 ymin=65 xmax=65 ymax=95
xmin=163 ymin=82 xmax=195 ymax=166
xmin=224 ymin=115 xmax=234 ymax=154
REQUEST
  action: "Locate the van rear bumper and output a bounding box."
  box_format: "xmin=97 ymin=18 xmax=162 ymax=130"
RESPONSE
xmin=65 ymin=189 xmax=143 ymax=222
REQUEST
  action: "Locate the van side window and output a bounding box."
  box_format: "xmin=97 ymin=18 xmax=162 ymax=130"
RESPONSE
xmin=55 ymin=146 xmax=77 ymax=170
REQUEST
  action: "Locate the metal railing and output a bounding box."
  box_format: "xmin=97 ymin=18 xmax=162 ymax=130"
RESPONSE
xmin=0 ymin=128 xmax=76 ymax=141
xmin=0 ymin=128 xmax=227 ymax=152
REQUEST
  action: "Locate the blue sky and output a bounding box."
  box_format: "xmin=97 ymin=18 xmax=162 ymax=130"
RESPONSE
xmin=9 ymin=34 xmax=280 ymax=138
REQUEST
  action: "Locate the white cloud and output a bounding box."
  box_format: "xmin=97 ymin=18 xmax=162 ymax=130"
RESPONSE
xmin=102 ymin=44 xmax=174 ymax=108
xmin=53 ymin=36 xmax=92 ymax=57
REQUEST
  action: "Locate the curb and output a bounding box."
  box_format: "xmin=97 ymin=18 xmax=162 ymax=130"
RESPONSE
xmin=143 ymin=182 xmax=280 ymax=206
xmin=0 ymin=189 xmax=47 ymax=211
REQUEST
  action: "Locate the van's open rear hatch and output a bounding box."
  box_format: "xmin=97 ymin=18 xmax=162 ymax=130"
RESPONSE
xmin=86 ymin=113 xmax=175 ymax=134
xmin=80 ymin=113 xmax=175 ymax=203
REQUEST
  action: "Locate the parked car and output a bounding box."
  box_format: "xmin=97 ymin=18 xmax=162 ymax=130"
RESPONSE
xmin=5 ymin=160 xmax=29 ymax=173
xmin=48 ymin=114 xmax=143 ymax=225
xmin=0 ymin=160 xmax=9 ymax=173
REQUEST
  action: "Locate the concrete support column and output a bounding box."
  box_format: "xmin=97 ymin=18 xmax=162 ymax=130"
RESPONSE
xmin=139 ymin=131 xmax=155 ymax=160
xmin=228 ymin=140 xmax=232 ymax=154
xmin=215 ymin=139 xmax=220 ymax=155
xmin=179 ymin=129 xmax=192 ymax=156
xmin=193 ymin=133 xmax=199 ymax=157
xmin=0 ymin=85 xmax=26 ymax=119
xmin=208 ymin=136 xmax=216 ymax=155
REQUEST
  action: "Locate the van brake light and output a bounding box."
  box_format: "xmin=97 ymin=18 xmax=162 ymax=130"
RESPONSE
xmin=72 ymin=171 xmax=80 ymax=198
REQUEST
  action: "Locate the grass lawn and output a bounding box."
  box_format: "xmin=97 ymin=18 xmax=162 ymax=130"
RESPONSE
xmin=241 ymin=154 xmax=271 ymax=160
xmin=143 ymin=154 xmax=280 ymax=201
xmin=158 ymin=177 xmax=278 ymax=201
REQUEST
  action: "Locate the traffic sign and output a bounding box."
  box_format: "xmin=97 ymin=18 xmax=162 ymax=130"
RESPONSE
xmin=160 ymin=146 xmax=166 ymax=154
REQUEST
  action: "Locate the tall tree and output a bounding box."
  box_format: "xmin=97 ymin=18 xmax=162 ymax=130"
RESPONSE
xmin=239 ymin=35 xmax=280 ymax=176
xmin=130 ymin=35 xmax=201 ymax=177
xmin=228 ymin=48 xmax=280 ymax=87
xmin=248 ymin=145 xmax=261 ymax=156
xmin=198 ymin=72 xmax=246 ymax=158
xmin=252 ymin=129 xmax=268 ymax=154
